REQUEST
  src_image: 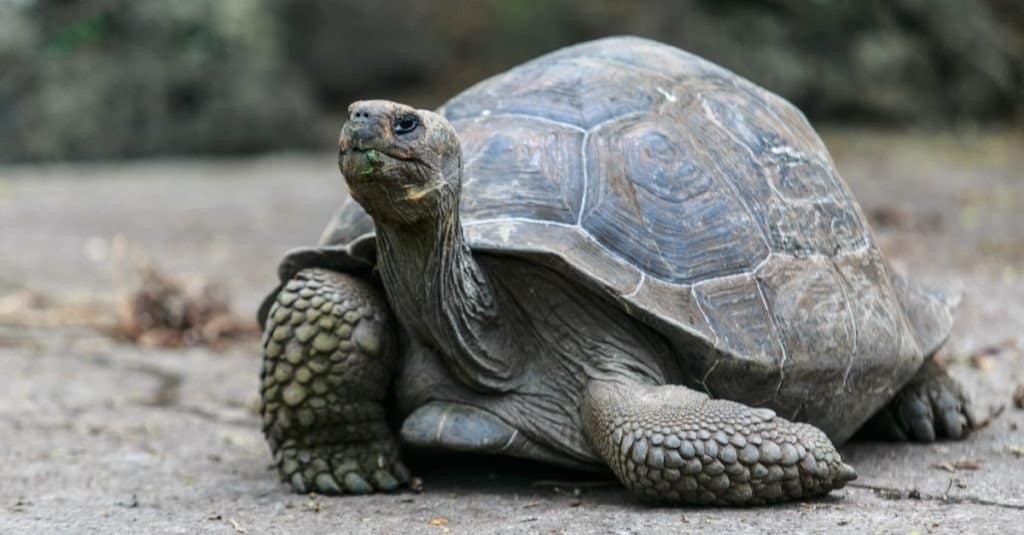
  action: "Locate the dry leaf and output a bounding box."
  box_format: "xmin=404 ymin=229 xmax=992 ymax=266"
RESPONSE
xmin=227 ymin=518 xmax=247 ymax=534
xmin=951 ymin=458 xmax=982 ymax=470
xmin=112 ymin=265 xmax=258 ymax=349
xmin=0 ymin=289 xmax=113 ymax=329
xmin=968 ymin=353 xmax=996 ymax=371
xmin=0 ymin=260 xmax=257 ymax=350
xmin=931 ymin=458 xmax=982 ymax=472
xmin=931 ymin=462 xmax=955 ymax=473
xmin=967 ymin=338 xmax=1018 ymax=370
xmin=972 ymin=405 xmax=1006 ymax=431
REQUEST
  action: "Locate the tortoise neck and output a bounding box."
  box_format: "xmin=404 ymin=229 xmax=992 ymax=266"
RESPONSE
xmin=375 ymin=204 xmax=517 ymax=392
xmin=377 ymin=210 xmax=495 ymax=328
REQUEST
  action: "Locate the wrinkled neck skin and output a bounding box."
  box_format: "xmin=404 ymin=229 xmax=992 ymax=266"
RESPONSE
xmin=373 ymin=179 xmax=520 ymax=393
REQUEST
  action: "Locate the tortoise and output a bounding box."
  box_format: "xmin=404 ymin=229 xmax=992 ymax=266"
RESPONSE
xmin=257 ymin=36 xmax=972 ymax=505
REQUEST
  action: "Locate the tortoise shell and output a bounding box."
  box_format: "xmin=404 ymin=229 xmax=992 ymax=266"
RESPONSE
xmin=314 ymin=36 xmax=952 ymax=441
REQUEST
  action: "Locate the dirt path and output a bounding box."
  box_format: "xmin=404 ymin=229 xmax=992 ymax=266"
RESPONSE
xmin=1 ymin=129 xmax=1022 ymax=533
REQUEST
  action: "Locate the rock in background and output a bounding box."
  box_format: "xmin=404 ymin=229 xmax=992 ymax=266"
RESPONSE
xmin=1 ymin=0 xmax=1021 ymax=162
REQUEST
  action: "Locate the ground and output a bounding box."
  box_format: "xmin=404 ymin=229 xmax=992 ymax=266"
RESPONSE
xmin=1 ymin=129 xmax=1022 ymax=534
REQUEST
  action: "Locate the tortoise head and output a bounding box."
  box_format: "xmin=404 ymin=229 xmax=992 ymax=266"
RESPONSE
xmin=339 ymin=100 xmax=462 ymax=226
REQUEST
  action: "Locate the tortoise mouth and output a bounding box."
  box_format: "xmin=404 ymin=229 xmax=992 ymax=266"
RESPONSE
xmin=340 ymin=147 xmax=438 ymax=205
xmin=342 ymin=146 xmax=423 ymax=167
xmin=340 ymin=148 xmax=394 ymax=185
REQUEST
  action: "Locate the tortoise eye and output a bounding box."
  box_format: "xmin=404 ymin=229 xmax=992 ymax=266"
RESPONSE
xmin=393 ymin=115 xmax=420 ymax=135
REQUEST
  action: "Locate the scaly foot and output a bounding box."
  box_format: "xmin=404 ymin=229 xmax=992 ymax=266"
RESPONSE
xmin=863 ymin=359 xmax=973 ymax=442
xmin=260 ymin=268 xmax=409 ymax=494
xmin=584 ymin=380 xmax=856 ymax=505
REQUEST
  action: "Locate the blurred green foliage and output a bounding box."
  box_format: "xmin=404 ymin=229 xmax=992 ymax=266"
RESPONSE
xmin=1 ymin=0 xmax=1021 ymax=162
xmin=0 ymin=0 xmax=321 ymax=162
xmin=44 ymin=12 xmax=108 ymax=54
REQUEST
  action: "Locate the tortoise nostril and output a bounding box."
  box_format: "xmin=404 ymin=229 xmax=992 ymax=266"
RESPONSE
xmin=351 ymin=110 xmax=373 ymax=122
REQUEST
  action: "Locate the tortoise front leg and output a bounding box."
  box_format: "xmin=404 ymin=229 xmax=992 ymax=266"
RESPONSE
xmin=582 ymin=380 xmax=856 ymax=505
xmin=260 ymin=268 xmax=409 ymax=494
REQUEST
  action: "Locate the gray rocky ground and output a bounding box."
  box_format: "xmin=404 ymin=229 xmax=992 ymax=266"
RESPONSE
xmin=1 ymin=129 xmax=1022 ymax=533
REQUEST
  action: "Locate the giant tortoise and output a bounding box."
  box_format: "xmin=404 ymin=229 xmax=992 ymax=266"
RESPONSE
xmin=257 ymin=36 xmax=972 ymax=506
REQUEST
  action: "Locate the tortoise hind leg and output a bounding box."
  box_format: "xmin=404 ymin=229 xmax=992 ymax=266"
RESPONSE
xmin=582 ymin=379 xmax=856 ymax=505
xmin=859 ymin=359 xmax=973 ymax=442
xmin=260 ymin=268 xmax=409 ymax=494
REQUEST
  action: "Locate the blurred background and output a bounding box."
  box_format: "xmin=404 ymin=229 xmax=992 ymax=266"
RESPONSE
xmin=1 ymin=0 xmax=1021 ymax=161
xmin=3 ymin=3 xmax=1024 ymax=531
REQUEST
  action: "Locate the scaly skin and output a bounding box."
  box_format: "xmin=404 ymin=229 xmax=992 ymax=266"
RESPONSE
xmin=583 ymin=380 xmax=856 ymax=505
xmin=862 ymin=358 xmax=973 ymax=442
xmin=260 ymin=268 xmax=409 ymax=494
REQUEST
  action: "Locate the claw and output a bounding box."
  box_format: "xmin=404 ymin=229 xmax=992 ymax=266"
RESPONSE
xmin=343 ymin=472 xmax=373 ymax=494
xmin=291 ymin=472 xmax=308 ymax=494
xmin=902 ymin=393 xmax=936 ymax=442
xmin=836 ymin=463 xmax=857 ymax=485
xmin=371 ymin=469 xmax=400 ymax=491
xmin=314 ymin=473 xmax=343 ymax=495
xmin=392 ymin=462 xmax=411 ymax=484
xmin=932 ymin=389 xmax=963 ymax=438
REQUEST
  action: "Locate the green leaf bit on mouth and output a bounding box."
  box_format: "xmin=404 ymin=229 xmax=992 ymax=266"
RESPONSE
xmin=361 ymin=149 xmax=381 ymax=176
